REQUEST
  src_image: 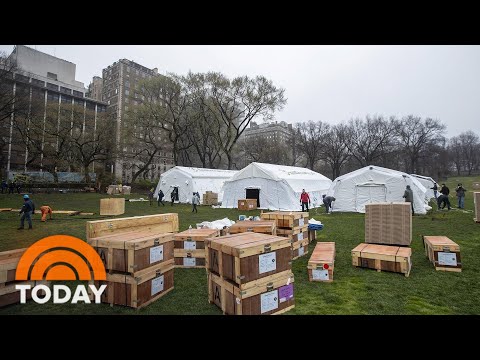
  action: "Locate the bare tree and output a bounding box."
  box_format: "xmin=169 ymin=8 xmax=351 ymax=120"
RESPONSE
xmin=397 ymin=115 xmax=446 ymax=174
xmin=323 ymin=123 xmax=351 ymax=179
xmin=243 ymin=136 xmax=290 ymax=165
xmin=295 ymin=121 xmax=329 ymax=170
xmin=286 ymin=126 xmax=302 ymax=166
xmin=459 ymin=130 xmax=479 ymax=175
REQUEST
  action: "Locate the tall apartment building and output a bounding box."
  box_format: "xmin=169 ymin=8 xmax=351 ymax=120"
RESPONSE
xmin=244 ymin=120 xmax=293 ymax=143
xmin=86 ymin=76 xmax=103 ymax=102
xmin=1 ymin=45 xmax=108 ymax=175
xmin=101 ymin=59 xmax=174 ymax=182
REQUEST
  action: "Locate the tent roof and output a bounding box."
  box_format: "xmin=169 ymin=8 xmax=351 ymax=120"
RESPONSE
xmin=410 ymin=174 xmax=436 ymax=183
xmin=163 ymin=166 xmax=238 ymax=179
xmin=227 ymin=162 xmax=332 ymax=192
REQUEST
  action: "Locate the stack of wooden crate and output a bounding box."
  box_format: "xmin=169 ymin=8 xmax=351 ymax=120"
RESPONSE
xmin=474 ymin=192 xmax=480 ymax=223
xmin=423 ymin=236 xmax=462 ymax=272
xmin=352 ymin=203 xmax=412 ymax=276
xmin=205 ymin=232 xmax=295 ymax=315
xmin=229 ymin=220 xmax=277 ymax=235
xmin=202 ymin=191 xmax=219 ymax=205
xmin=174 ymin=228 xmax=220 ymax=268
xmin=261 ymin=211 xmax=309 ymax=260
xmin=307 ymin=242 xmax=336 ymax=282
xmin=86 ymin=213 xmax=178 ymax=309
xmin=238 ymin=199 xmax=257 ymax=211
xmin=100 ymin=198 xmax=125 ymax=215
xmin=0 ymin=248 xmax=49 ymax=308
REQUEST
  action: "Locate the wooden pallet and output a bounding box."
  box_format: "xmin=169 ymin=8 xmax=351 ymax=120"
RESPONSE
xmin=208 ymin=270 xmax=295 ymax=315
xmin=352 ymin=243 xmax=411 ymax=277
xmin=229 ymin=221 xmax=277 ymax=235
xmin=308 ymin=242 xmax=335 ymax=282
xmin=308 ymin=229 xmax=316 ymax=243
xmin=174 ymin=228 xmax=220 ymax=269
xmin=205 ymin=233 xmax=292 ymax=286
xmin=92 ymin=261 xmax=174 ymax=309
xmin=260 ymin=211 xmax=309 ymax=229
xmin=86 ymin=213 xmax=179 ymax=241
xmin=292 ymin=238 xmax=309 ymax=260
xmin=277 ymin=226 xmax=308 ymax=241
xmin=0 ymin=281 xmax=49 ymax=308
xmin=422 ymin=236 xmax=462 ymax=272
xmin=0 ymin=248 xmax=27 ymax=285
xmin=88 ymin=231 xmax=174 ymax=275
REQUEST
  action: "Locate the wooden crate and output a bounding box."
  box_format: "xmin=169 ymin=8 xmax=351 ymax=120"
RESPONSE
xmin=308 ymin=229 xmax=316 ymax=243
xmin=308 ymin=242 xmax=335 ymax=282
xmin=87 ymin=232 xmax=174 ymax=275
xmin=174 ymin=228 xmax=220 ymax=268
xmin=276 ymin=226 xmax=308 ymax=241
xmin=208 ymin=270 xmax=295 ymax=315
xmin=0 ymin=281 xmax=49 ymax=308
xmin=205 ymin=232 xmax=292 ymax=286
xmin=100 ymin=198 xmax=125 ymax=216
xmin=474 ymin=192 xmax=480 ymax=222
xmin=94 ymin=260 xmax=174 ymax=309
xmin=238 ymin=199 xmax=257 ymax=211
xmin=422 ymin=236 xmax=462 ymax=272
xmin=0 ymin=248 xmax=27 ymax=285
xmin=203 ymin=191 xmax=219 ymax=205
xmin=365 ymin=203 xmax=412 ymax=246
xmin=260 ymin=211 xmax=309 ymax=229
xmin=229 ymin=221 xmax=277 ymax=235
xmin=292 ymin=238 xmax=309 ymax=260
xmin=86 ymin=213 xmax=179 ymax=241
xmin=352 ymin=243 xmax=412 ymax=277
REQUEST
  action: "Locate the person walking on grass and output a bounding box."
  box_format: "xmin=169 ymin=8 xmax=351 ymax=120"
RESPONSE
xmin=402 ymin=185 xmax=415 ymax=215
xmin=40 ymin=205 xmax=53 ymax=222
xmin=18 ymin=194 xmax=35 ymax=230
xmin=455 ymin=183 xmax=466 ymax=209
xmin=300 ymin=189 xmax=311 ymax=212
xmin=157 ymin=189 xmax=165 ymax=206
xmin=192 ymin=192 xmax=199 ymax=213
xmin=440 ymin=183 xmax=451 ymax=210
xmin=322 ymin=194 xmax=336 ymax=214
xmin=431 ymin=183 xmax=438 ymax=199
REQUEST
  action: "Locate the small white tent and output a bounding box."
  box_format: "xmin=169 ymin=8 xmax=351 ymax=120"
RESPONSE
xmin=326 ymin=165 xmax=430 ymax=214
xmin=410 ymin=174 xmax=437 ymax=201
xmin=221 ymin=162 xmax=332 ymax=211
xmin=153 ymin=166 xmax=238 ymax=204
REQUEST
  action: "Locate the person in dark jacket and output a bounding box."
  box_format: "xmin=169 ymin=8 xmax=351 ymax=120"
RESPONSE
xmin=455 ymin=183 xmax=466 ymax=209
xmin=322 ymin=194 xmax=336 ymax=214
xmin=157 ymin=189 xmax=165 ymax=206
xmin=430 ymin=183 xmax=438 ymax=199
xmin=18 ymin=194 xmax=35 ymax=230
xmin=439 ymin=183 xmax=451 ymax=210
xmin=8 ymin=181 xmax=15 ymax=194
xmin=170 ymin=188 xmax=177 ymax=206
xmin=437 ymin=194 xmax=450 ymax=210
xmin=1 ymin=180 xmax=6 ymax=194
xmin=402 ymin=185 xmax=414 ymax=215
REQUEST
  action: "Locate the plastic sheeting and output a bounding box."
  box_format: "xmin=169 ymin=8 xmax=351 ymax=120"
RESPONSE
xmin=221 ymin=162 xmax=332 ymax=211
xmin=195 ymin=218 xmax=235 ymax=230
xmin=153 ymin=166 xmax=238 ymax=204
xmin=326 ymin=165 xmax=430 ymax=215
xmin=410 ymin=174 xmax=437 ymax=201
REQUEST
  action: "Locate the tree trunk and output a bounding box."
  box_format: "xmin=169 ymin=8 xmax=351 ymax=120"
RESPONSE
xmin=84 ymin=165 xmax=91 ymax=184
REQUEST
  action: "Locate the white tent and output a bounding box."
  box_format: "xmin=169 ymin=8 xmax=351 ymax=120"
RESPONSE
xmin=153 ymin=166 xmax=238 ymax=204
xmin=221 ymin=162 xmax=332 ymax=211
xmin=410 ymin=174 xmax=437 ymax=200
xmin=326 ymin=165 xmax=430 ymax=214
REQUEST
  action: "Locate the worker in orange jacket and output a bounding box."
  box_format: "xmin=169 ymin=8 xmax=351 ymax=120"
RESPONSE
xmin=40 ymin=205 xmax=53 ymax=222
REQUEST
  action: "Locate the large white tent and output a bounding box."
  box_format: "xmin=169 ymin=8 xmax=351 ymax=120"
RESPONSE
xmin=410 ymin=174 xmax=437 ymax=201
xmin=153 ymin=166 xmax=238 ymax=204
xmin=221 ymin=162 xmax=332 ymax=211
xmin=326 ymin=165 xmax=430 ymax=214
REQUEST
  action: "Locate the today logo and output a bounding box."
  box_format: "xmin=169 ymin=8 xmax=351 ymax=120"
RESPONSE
xmin=15 ymin=235 xmax=107 ymax=304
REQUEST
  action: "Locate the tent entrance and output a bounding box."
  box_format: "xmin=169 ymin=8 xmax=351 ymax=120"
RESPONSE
xmin=171 ymin=186 xmax=179 ymax=201
xmin=246 ymin=188 xmax=260 ymax=207
xmin=355 ymin=184 xmax=386 ymax=212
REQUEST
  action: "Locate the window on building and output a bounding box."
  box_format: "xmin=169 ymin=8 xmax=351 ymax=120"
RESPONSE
xmin=125 ymin=80 xmax=130 ymax=88
xmin=31 ymin=78 xmax=45 ymax=87
xmin=47 ymin=72 xmax=58 ymax=81
xmin=73 ymin=90 xmax=83 ymax=97
xmin=115 ymin=88 xmax=118 ymax=94
xmin=46 ymin=82 xmax=58 ymax=91
xmin=125 ymin=106 xmax=128 ymax=111
xmin=125 ymin=89 xmax=129 ymax=96
xmin=60 ymin=86 xmax=72 ymax=94
xmin=61 ymin=95 xmax=72 ymax=104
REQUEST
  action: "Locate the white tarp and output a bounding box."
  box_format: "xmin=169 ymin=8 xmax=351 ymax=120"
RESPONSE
xmin=410 ymin=174 xmax=437 ymax=201
xmin=221 ymin=162 xmax=332 ymax=211
xmin=326 ymin=165 xmax=430 ymax=214
xmin=153 ymin=166 xmax=238 ymax=204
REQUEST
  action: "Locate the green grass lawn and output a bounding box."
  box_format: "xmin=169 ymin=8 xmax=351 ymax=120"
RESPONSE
xmin=1 ymin=176 xmax=479 ymax=315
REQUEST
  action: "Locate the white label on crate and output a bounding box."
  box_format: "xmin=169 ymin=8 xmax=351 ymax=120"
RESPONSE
xmin=260 ymin=290 xmax=278 ymax=314
xmin=297 ymin=232 xmax=304 ymax=241
xmin=183 ymin=257 xmax=197 ymax=267
xmin=298 ymin=246 xmax=305 ymax=257
xmin=259 ymin=252 xmax=276 ymax=274
xmin=236 ymin=297 xmax=241 ymax=305
xmin=299 ymin=218 xmax=304 ymax=227
xmin=438 ymin=252 xmax=457 ymax=266
xmin=151 ymin=275 xmax=164 ymax=296
xmin=184 ymin=240 xmax=196 ymax=250
xmin=150 ymin=245 xmax=164 ymax=264
xmin=312 ymin=269 xmax=329 ymax=281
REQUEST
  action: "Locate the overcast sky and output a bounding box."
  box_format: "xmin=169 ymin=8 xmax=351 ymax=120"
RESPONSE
xmin=1 ymin=45 xmax=479 ymax=137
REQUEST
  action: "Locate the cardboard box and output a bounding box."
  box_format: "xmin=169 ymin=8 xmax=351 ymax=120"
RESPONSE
xmin=365 ymin=203 xmax=412 ymax=246
xmin=238 ymin=199 xmax=257 ymax=211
